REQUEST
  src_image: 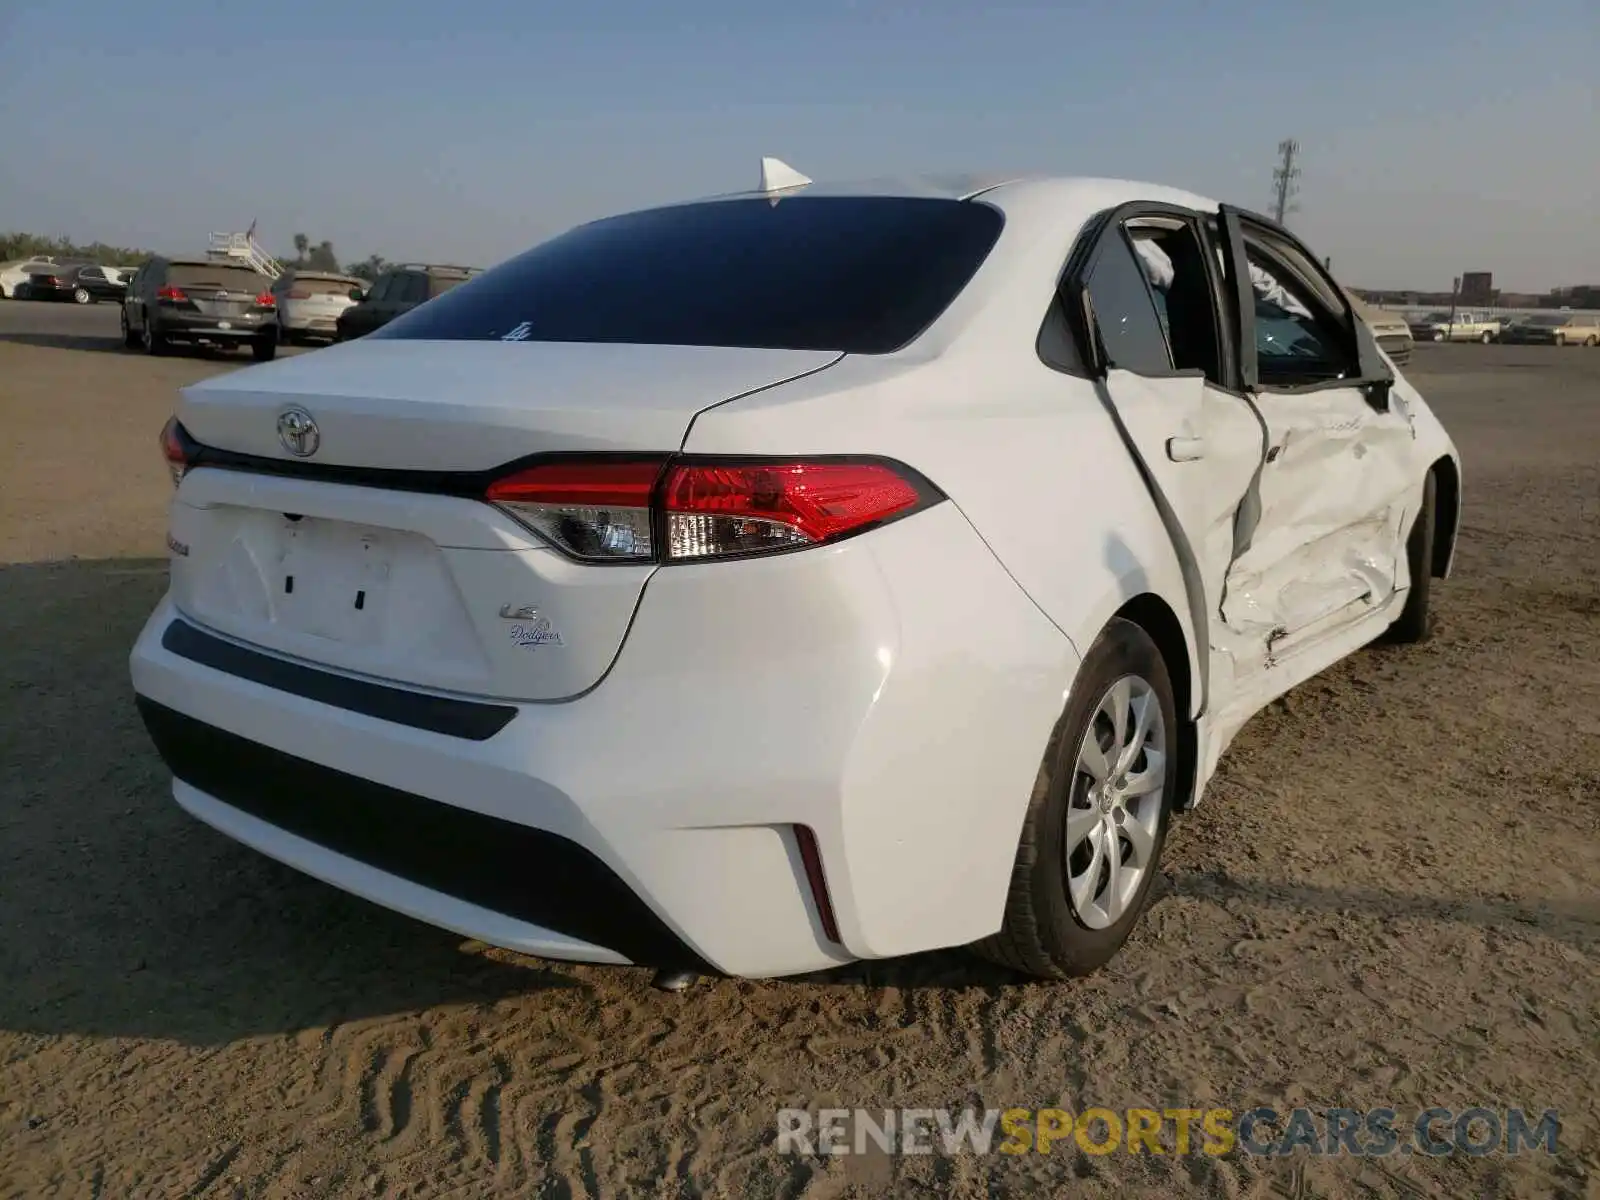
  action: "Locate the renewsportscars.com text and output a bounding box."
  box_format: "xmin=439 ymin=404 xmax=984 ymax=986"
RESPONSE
xmin=776 ymin=1106 xmax=1560 ymax=1158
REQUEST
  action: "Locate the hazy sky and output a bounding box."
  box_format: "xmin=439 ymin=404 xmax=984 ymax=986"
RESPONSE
xmin=2 ymin=0 xmax=1595 ymax=291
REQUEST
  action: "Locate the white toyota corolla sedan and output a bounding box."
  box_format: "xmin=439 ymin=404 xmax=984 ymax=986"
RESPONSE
xmin=130 ymin=165 xmax=1461 ymax=982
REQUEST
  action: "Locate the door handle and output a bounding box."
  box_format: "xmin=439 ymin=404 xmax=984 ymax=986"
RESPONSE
xmin=1166 ymin=436 xmax=1206 ymax=462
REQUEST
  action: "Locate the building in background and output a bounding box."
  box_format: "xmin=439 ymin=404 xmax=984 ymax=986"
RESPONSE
xmin=1459 ymin=271 xmax=1495 ymax=306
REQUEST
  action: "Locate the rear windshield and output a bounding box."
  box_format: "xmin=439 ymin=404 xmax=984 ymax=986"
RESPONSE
xmin=288 ymin=276 xmax=357 ymax=296
xmin=376 ymin=196 xmax=1005 ymax=353
xmin=427 ymin=274 xmax=472 ymax=299
xmin=168 ymin=264 xmax=270 ymax=292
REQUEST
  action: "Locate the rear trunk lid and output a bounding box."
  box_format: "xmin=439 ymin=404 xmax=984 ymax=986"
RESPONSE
xmin=167 ymin=264 xmax=273 ymax=317
xmin=168 ymin=339 xmax=840 ymax=702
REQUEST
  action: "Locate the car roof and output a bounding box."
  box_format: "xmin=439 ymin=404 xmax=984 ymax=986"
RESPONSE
xmin=387 ymin=262 xmax=479 ymax=276
xmin=692 ymin=173 xmax=1223 ymax=214
xmin=167 ymin=257 xmax=268 ymax=268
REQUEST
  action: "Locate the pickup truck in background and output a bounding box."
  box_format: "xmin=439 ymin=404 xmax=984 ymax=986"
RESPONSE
xmin=1408 ymin=310 xmax=1501 ymax=344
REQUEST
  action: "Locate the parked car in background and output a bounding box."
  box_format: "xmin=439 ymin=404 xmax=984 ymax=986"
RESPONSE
xmin=272 ymin=269 xmax=367 ymax=345
xmin=334 ymin=263 xmax=479 ymax=341
xmin=1413 ymin=311 xmax=1500 ymax=344
xmin=132 ymin=171 xmax=1462 ymax=982
xmin=13 ymin=262 xmax=93 ymax=301
xmin=43 ymin=264 xmax=130 ymax=304
xmin=1549 ymin=312 xmax=1599 ymax=346
xmin=1406 ymin=311 xmax=1450 ymax=340
xmin=0 ymin=258 xmax=58 ymax=298
xmin=121 ymin=257 xmax=280 ymax=361
xmin=1346 ymin=292 xmax=1413 ymax=364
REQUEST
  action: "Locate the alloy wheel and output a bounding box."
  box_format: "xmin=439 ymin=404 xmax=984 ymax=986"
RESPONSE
xmin=1064 ymin=675 xmax=1167 ymax=930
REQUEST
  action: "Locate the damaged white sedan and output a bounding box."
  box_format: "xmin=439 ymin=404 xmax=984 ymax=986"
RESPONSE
xmin=131 ymin=167 xmax=1460 ymax=982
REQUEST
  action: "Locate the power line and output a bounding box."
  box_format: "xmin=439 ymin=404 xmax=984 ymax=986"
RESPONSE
xmin=1271 ymin=138 xmax=1301 ymax=225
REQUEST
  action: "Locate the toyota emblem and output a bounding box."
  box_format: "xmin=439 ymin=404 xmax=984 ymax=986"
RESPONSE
xmin=276 ymin=406 xmax=321 ymax=457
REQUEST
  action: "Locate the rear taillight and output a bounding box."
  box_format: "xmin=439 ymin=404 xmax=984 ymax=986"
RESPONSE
xmin=486 ymin=460 xmax=662 ymax=562
xmin=254 ymin=292 xmax=276 ymax=307
xmin=159 ymin=416 xmax=195 ymax=488
xmin=157 ymin=285 xmax=187 ymax=302
xmin=484 ymin=457 xmax=937 ymax=564
xmin=663 ymin=461 xmax=924 ymax=561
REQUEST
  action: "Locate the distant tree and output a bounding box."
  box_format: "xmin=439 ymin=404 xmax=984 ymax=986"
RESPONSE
xmin=292 ymin=232 xmax=310 ymax=260
xmin=307 ymin=240 xmax=340 ymax=272
xmin=0 ymin=231 xmax=152 ymax=266
xmin=344 ymin=254 xmax=389 ymax=283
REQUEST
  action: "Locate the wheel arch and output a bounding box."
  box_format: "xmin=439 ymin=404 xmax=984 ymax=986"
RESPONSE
xmin=1111 ymin=592 xmax=1201 ymax=812
xmin=1430 ymin=453 xmax=1461 ymax=579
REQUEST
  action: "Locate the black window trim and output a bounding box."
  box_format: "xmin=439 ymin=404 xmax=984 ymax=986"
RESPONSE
xmin=1041 ymin=200 xmax=1243 ymax=394
xmin=1218 ymin=204 xmax=1392 ymax=400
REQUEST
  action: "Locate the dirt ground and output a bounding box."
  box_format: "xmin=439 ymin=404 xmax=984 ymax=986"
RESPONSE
xmin=1 ymin=304 xmax=1596 ymax=1199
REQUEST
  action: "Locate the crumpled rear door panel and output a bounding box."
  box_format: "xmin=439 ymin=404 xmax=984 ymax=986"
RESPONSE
xmin=1220 ymin=387 xmax=1416 ymax=661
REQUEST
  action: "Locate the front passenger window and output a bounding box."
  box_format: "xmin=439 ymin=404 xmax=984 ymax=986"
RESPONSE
xmin=1242 ymin=237 xmax=1359 ymax=385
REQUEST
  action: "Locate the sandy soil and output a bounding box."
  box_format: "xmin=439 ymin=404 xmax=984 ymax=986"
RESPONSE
xmin=1 ymin=306 xmax=1597 ymax=1199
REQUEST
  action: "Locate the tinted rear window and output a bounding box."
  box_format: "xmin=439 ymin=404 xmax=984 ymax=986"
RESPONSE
xmin=375 ymin=196 xmax=1005 ymax=353
xmin=427 ymin=273 xmax=471 ymax=299
xmin=289 ymin=276 xmax=358 ymax=296
xmin=168 ymin=264 xmax=270 ymax=292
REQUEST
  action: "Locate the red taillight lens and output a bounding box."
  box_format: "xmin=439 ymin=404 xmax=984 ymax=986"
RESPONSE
xmin=486 ymin=460 xmax=664 ymax=562
xmin=663 ymin=461 xmax=923 ymax=561
xmin=254 ymin=291 xmax=276 ymax=307
xmin=484 ymin=457 xmax=935 ymax=564
xmin=157 ymin=285 xmax=187 ymax=302
xmin=159 ymin=416 xmax=194 ymax=488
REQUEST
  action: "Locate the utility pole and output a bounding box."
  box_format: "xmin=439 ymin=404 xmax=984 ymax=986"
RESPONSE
xmin=1271 ymin=138 xmax=1301 ymax=225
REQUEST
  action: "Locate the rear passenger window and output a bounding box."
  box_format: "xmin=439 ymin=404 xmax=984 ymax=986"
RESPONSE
xmin=428 ymin=274 xmax=468 ymax=299
xmin=1084 ymin=230 xmax=1172 ymax=376
xmin=1127 ymin=221 xmax=1224 ymax=386
xmin=395 ymin=273 xmax=428 ymax=304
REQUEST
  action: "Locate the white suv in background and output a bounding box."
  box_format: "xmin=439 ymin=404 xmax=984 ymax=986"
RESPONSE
xmin=271 ymin=270 xmax=367 ymax=345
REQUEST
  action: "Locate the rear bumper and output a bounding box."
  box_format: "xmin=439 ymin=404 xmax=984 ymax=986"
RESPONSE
xmin=139 ymin=697 xmax=709 ymax=969
xmin=278 ymin=306 xmax=344 ymax=337
xmin=129 ymin=502 xmax=1080 ymax=977
xmin=155 ymin=311 xmax=275 ymax=340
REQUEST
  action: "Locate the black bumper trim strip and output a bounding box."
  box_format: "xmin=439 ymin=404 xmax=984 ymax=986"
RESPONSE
xmin=135 ymin=698 xmax=715 ymax=972
xmin=161 ymin=618 xmax=516 ymax=741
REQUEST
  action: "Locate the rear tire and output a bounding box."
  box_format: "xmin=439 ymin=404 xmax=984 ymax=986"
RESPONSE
xmin=251 ymin=335 xmax=277 ymax=362
xmin=972 ymin=619 xmax=1178 ymax=979
xmin=73 ymin=287 xmax=91 ymax=304
xmin=1479 ymin=330 xmax=1492 ymax=344
xmin=1586 ymin=336 xmax=1598 ymax=348
xmin=1384 ymin=471 xmax=1436 ymax=644
xmin=120 ymin=309 xmax=139 ymax=349
xmin=143 ymin=316 xmax=169 ymax=356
